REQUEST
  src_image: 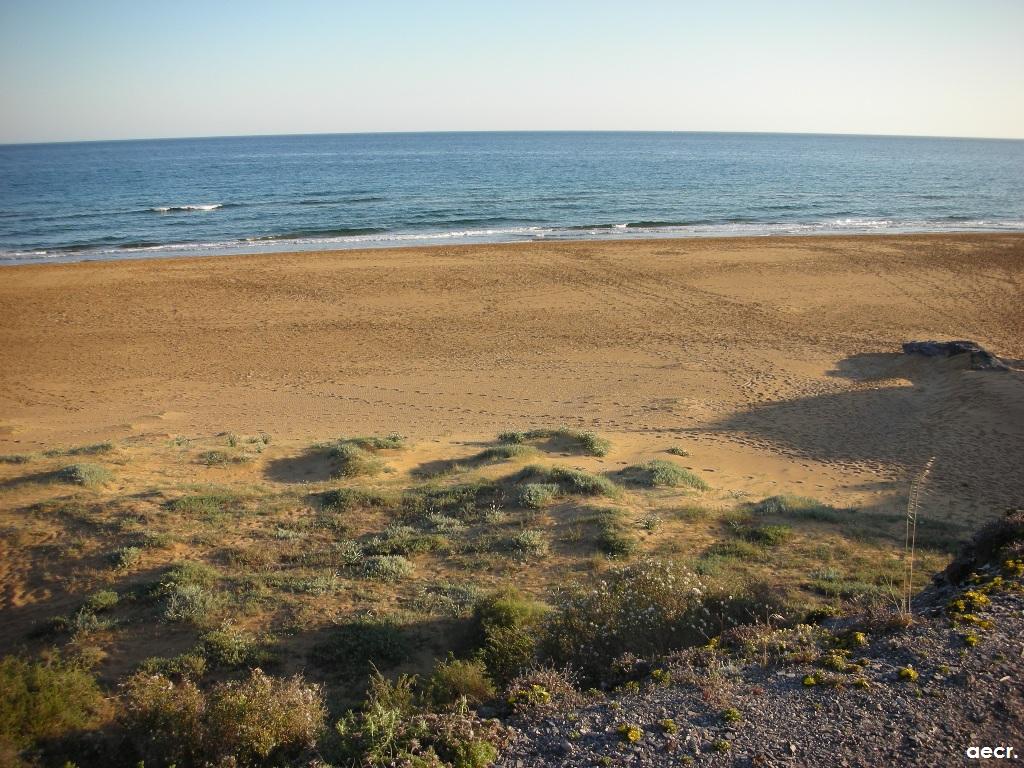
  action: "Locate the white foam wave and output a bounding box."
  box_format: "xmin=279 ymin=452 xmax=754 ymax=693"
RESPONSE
xmin=151 ymin=204 xmax=223 ymax=213
xmin=5 ymin=218 xmax=1024 ymax=265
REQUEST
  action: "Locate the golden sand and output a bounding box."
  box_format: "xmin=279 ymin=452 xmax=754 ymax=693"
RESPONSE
xmin=1 ymin=233 xmax=1022 ymax=525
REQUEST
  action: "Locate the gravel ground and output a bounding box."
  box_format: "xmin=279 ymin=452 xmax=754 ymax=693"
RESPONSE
xmin=495 ymin=574 xmax=1023 ymax=768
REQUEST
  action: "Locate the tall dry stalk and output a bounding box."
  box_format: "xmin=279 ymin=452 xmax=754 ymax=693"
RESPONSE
xmin=902 ymin=456 xmax=935 ymax=614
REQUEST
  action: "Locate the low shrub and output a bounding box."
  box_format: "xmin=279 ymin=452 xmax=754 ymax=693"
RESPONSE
xmin=333 ymin=671 xmax=508 ymax=768
xmin=327 ymin=443 xmax=385 ymax=478
xmin=621 ymin=460 xmax=709 ymax=490
xmin=509 ymin=529 xmax=550 ymax=560
xmin=344 ymin=434 xmax=405 ymax=450
xmin=0 ymin=654 xmax=107 ymax=751
xmin=733 ymin=523 xmax=793 ymax=546
xmin=505 ymin=666 xmax=582 ymax=715
xmin=364 ymin=524 xmax=447 ymax=556
xmin=137 ymin=651 xmax=208 ymax=680
xmin=161 ymin=563 xmax=226 ymax=626
xmin=702 ymin=540 xmax=764 ymax=561
xmin=321 ymin=487 xmax=394 ymax=513
xmin=474 ymin=589 xmax=547 ymax=685
xmin=522 ymin=465 xmax=618 ymax=497
xmin=44 ymin=442 xmax=115 ymax=457
xmin=169 ymin=492 xmax=244 ymax=521
xmin=58 ymin=463 xmax=111 ymax=488
xmin=109 ymin=545 xmax=142 ymax=570
xmin=426 ymin=656 xmax=496 ymax=708
xmin=500 ymin=428 xmax=610 ymax=456
xmin=121 ymin=668 xmax=325 ymax=766
xmin=752 ymin=495 xmax=844 ymax=522
xmin=410 ymin=582 xmax=482 ymax=617
xmin=541 ymin=559 xmax=715 ymax=682
xmin=360 ymin=554 xmax=414 ymax=582
xmin=310 ymin=619 xmax=410 ymax=675
xmin=85 ymin=589 xmax=119 ymax=612
xmin=477 ymin=444 xmax=539 ymax=462
xmin=517 ymin=483 xmax=559 ymax=509
xmin=202 ymin=622 xmax=269 ymax=669
xmin=596 ymin=524 xmax=638 ymax=558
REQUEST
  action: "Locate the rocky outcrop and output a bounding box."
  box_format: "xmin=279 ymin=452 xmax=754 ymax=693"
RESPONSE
xmin=902 ymin=340 xmax=1009 ymax=371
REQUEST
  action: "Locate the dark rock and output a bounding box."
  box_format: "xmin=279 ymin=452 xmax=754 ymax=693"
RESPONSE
xmin=902 ymin=340 xmax=1009 ymax=370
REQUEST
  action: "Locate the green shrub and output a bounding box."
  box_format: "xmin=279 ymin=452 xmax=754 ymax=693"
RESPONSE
xmin=477 ymin=444 xmax=539 ymax=462
xmin=44 ymin=442 xmax=115 ymax=457
xmin=541 ymin=559 xmax=715 ymax=682
xmin=517 ymin=482 xmax=559 ymax=509
xmin=474 ymin=588 xmax=548 ymax=634
xmin=424 ymin=513 xmax=466 ymax=534
xmin=141 ymin=531 xmax=176 ymax=549
xmin=702 ymin=540 xmax=764 ymax=561
xmin=205 ymin=669 xmax=326 ymax=763
xmin=164 ymin=560 xmax=220 ymax=589
xmin=328 ymin=442 xmax=387 ymax=477
xmin=364 ymin=524 xmax=447 ymax=556
xmin=426 ymin=656 xmax=496 ymax=708
xmin=752 ymin=495 xmax=843 ymax=522
xmin=202 ymin=623 xmax=267 ymax=668
xmin=137 ymin=651 xmax=208 ymax=680
xmin=505 ymin=666 xmax=581 ymax=714
xmin=322 ymin=487 xmax=394 ymax=512
xmin=473 ymin=589 xmax=547 ymax=685
xmin=735 ymin=524 xmax=793 ymax=546
xmin=671 ymin=505 xmax=711 ymax=522
xmin=0 ymin=453 xmax=33 ymax=464
xmin=122 ymin=669 xmax=325 ymax=766
xmin=500 ymin=428 xmax=610 ymax=456
xmin=0 ymin=655 xmax=106 ymax=750
xmin=344 ymin=434 xmax=405 ymax=450
xmin=170 ymin=492 xmax=243 ymax=521
xmin=85 ymin=589 xmax=119 ymax=612
xmin=58 ymin=463 xmax=111 ymax=488
xmin=310 ymin=619 xmax=410 ymax=674
xmin=334 ymin=671 xmax=507 ymax=767
xmin=161 ymin=563 xmax=225 ymax=625
xmin=622 ymin=460 xmax=709 ymax=490
xmin=596 ymin=523 xmax=637 ymax=558
xmin=109 ymin=545 xmax=142 ymax=570
xmin=120 ymin=672 xmax=205 ymax=765
xmin=509 ymin=529 xmax=550 ymax=560
xmin=523 ymin=465 xmax=618 ymax=497
xmin=410 ymin=582 xmax=482 ymax=617
xmin=401 ymin=481 xmax=503 ymax=522
xmin=360 ymin=554 xmax=414 ymax=582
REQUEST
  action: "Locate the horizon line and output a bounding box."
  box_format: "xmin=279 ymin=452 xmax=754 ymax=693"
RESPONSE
xmin=3 ymin=128 xmax=1024 ymax=148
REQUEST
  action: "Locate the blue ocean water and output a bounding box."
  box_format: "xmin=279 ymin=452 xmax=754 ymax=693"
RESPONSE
xmin=1 ymin=131 xmax=1022 ymax=264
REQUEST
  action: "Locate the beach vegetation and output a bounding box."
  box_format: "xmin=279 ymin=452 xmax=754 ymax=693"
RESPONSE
xmin=498 ymin=428 xmax=611 ymax=456
xmin=58 ymin=462 xmax=112 ymax=487
xmin=0 ymin=654 xmax=107 ymax=751
xmin=620 ymin=459 xmax=709 ymax=490
xmin=121 ymin=668 xmax=325 ymax=766
xmin=520 ymin=465 xmax=619 ymax=497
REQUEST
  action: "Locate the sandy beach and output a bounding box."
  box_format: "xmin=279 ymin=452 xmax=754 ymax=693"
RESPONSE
xmin=1 ymin=232 xmax=1022 ymax=525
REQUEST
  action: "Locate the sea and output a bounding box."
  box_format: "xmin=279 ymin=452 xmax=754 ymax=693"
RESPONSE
xmin=1 ymin=131 xmax=1022 ymax=264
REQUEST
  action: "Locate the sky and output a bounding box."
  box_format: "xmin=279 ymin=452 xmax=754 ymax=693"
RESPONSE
xmin=1 ymin=0 xmax=1022 ymax=143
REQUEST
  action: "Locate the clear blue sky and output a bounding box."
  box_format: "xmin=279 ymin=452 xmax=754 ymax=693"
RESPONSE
xmin=1 ymin=0 xmax=1022 ymax=143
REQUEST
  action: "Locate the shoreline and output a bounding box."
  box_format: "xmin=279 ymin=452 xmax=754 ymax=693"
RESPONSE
xmin=3 ymin=229 xmax=1024 ymax=270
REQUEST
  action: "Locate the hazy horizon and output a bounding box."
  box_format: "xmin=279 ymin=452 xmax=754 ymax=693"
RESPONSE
xmin=2 ymin=0 xmax=1023 ymax=144
xmin=4 ymin=128 xmax=1024 ymax=149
